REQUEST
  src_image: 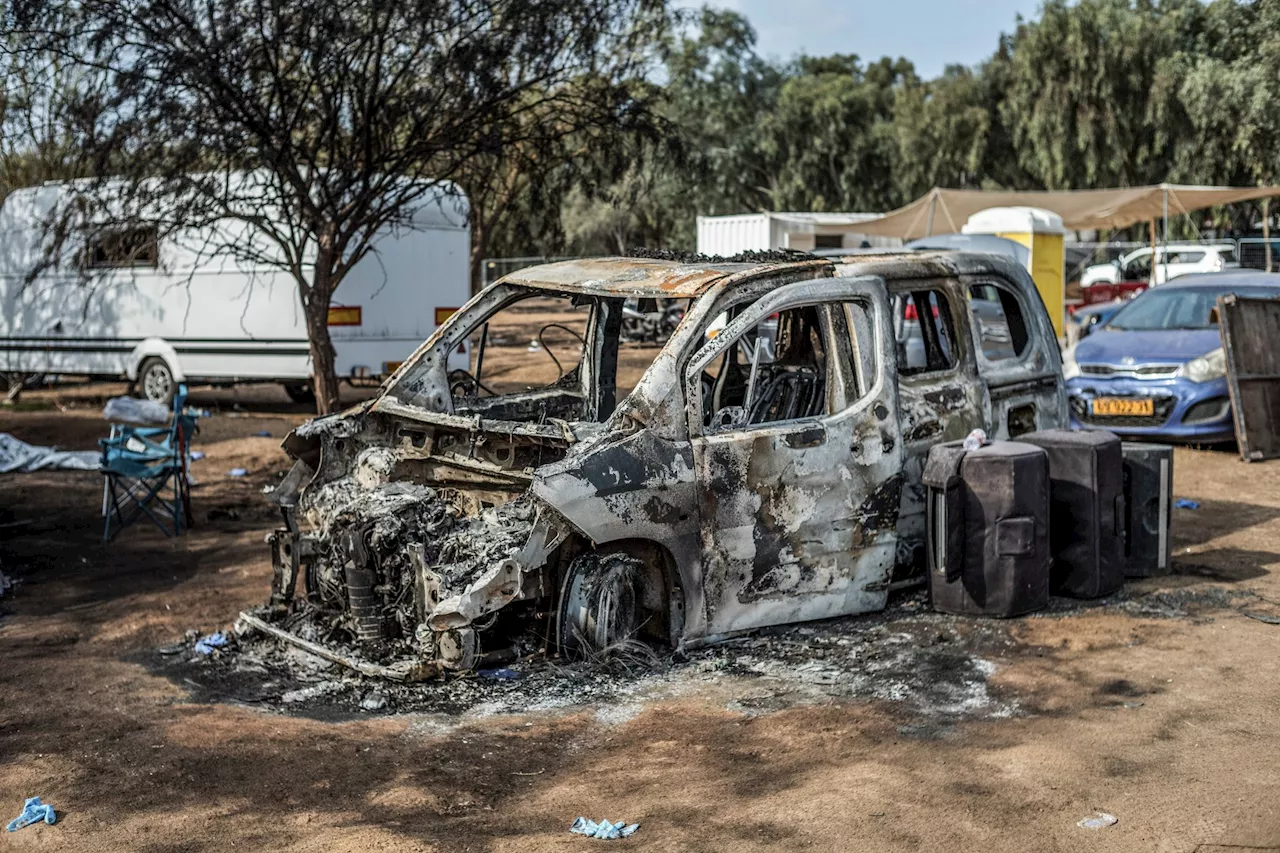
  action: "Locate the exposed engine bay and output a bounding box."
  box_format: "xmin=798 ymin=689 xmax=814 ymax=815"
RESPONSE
xmin=262 ymin=407 xmax=584 ymax=680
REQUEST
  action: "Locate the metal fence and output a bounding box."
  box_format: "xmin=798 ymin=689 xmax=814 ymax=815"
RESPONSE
xmin=484 ymin=239 xmax=1279 ymax=290
xmin=481 ymin=255 xmax=575 ymax=288
xmin=1236 ymin=238 xmax=1279 ymax=271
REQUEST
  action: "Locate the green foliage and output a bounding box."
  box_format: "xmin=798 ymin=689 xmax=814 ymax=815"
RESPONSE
xmin=8 ymin=0 xmax=1280 ymax=260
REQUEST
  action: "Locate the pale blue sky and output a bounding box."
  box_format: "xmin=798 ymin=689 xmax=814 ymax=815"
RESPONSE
xmin=698 ymin=0 xmax=1044 ymax=78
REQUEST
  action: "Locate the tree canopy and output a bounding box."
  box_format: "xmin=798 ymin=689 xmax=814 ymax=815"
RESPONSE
xmin=547 ymin=0 xmax=1280 ymax=256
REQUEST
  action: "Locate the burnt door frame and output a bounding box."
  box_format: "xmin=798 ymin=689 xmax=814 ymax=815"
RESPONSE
xmin=959 ymin=273 xmax=1066 ymax=439
xmin=887 ymin=277 xmax=985 ymax=572
xmin=682 ymin=276 xmax=905 ymax=638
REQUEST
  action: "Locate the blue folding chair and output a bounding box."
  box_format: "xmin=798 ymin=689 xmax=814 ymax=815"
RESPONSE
xmin=100 ymin=384 xmax=198 ymax=541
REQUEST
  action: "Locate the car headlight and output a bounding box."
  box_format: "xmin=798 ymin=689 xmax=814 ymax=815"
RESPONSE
xmin=1177 ymin=347 xmax=1226 ymax=383
xmin=1061 ymin=344 xmax=1081 ymax=380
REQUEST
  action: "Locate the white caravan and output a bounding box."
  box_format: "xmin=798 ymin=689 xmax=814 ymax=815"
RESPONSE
xmin=0 ymin=178 xmax=470 ymax=404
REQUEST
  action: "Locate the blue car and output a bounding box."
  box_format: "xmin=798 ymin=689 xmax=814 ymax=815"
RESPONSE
xmin=1063 ymin=271 xmax=1280 ymax=443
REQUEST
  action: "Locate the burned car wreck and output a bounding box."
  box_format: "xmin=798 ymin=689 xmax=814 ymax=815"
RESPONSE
xmin=256 ymin=253 xmax=1068 ymax=679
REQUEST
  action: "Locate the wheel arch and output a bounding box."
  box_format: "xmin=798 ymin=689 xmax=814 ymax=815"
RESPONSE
xmin=557 ymin=534 xmax=686 ymax=647
xmin=126 ymin=338 xmax=185 ymax=382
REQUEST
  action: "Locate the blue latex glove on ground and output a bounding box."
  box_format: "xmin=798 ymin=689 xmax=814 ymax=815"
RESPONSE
xmin=7 ymin=797 xmax=56 ymax=831
xmin=194 ymin=632 xmax=228 ymax=654
xmin=570 ymin=817 xmax=639 ymax=839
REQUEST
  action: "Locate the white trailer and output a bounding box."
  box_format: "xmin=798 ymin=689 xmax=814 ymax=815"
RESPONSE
xmin=695 ymin=211 xmax=902 ymax=256
xmin=0 ymin=178 xmax=470 ymax=404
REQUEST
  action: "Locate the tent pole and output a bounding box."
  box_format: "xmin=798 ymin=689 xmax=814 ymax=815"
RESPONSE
xmin=1149 ymin=219 xmax=1157 ymax=285
xmin=1161 ymin=186 xmax=1169 ymax=282
xmin=1265 ymin=199 xmax=1272 ymax=273
xmin=925 ymin=191 xmax=937 ymax=237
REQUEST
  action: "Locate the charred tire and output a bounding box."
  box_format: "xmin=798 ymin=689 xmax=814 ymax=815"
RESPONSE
xmin=138 ymin=357 xmax=176 ymax=406
xmin=557 ymin=550 xmax=645 ymax=660
xmin=282 ymin=381 xmax=317 ymax=404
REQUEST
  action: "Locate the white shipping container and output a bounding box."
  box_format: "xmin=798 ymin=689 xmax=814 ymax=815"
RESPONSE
xmin=696 ymin=212 xmax=902 ymax=256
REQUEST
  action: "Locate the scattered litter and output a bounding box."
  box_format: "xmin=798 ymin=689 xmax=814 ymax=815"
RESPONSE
xmin=156 ymin=643 xmax=185 ymax=656
xmin=1243 ymin=611 xmax=1280 ymax=625
xmin=228 ymin=468 xmax=248 ymax=478
xmin=1175 ymin=499 xmax=1201 ymax=510
xmin=0 ymin=567 xmax=13 ymax=599
xmin=570 ymin=818 xmax=639 ymax=839
xmin=189 ymin=450 xmax=205 ymax=461
xmin=1078 ymin=812 xmax=1117 ymax=830
xmin=103 ymin=396 xmax=170 ymax=425
xmin=962 ymin=428 xmax=989 ymax=451
xmin=1122 ymin=701 xmax=1143 ymax=709
xmin=253 ymin=430 xmax=272 ymax=437
xmin=359 ymin=691 xmax=389 ymax=711
xmin=6 ymin=797 xmax=56 ymax=832
xmin=194 ymin=632 xmax=228 ymax=655
xmin=0 ymin=433 xmax=99 ymax=473
xmin=478 ymin=668 xmax=521 ymax=681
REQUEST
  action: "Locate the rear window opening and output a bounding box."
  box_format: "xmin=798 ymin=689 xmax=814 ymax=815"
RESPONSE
xmin=896 ymin=289 xmax=957 ymax=375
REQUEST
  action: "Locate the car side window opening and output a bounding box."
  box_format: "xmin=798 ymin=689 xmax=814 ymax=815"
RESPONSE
xmin=896 ymin=289 xmax=957 ymax=376
xmin=700 ymin=305 xmax=826 ymax=430
xmin=697 ymin=300 xmax=876 ymax=432
xmin=967 ymin=283 xmax=1029 ymax=361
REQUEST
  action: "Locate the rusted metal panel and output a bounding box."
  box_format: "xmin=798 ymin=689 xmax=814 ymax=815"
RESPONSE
xmin=1218 ymin=293 xmax=1280 ymax=461
xmin=504 ymin=257 xmax=735 ymax=296
xmin=502 ymin=257 xmax=834 ymax=297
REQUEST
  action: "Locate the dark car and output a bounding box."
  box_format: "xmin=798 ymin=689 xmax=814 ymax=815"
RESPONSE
xmin=1063 ymin=271 xmax=1280 ymax=442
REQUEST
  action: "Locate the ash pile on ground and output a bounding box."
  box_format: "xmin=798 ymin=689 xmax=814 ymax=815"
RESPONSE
xmin=148 ymin=591 xmax=1021 ymax=727
xmin=144 ymin=576 xmax=1262 ymax=729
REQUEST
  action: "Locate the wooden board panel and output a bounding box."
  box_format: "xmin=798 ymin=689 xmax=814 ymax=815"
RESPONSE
xmin=1218 ymin=293 xmax=1280 ymax=462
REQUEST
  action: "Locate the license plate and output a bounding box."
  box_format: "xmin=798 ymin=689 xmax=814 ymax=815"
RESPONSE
xmin=1092 ymin=397 xmax=1154 ymax=416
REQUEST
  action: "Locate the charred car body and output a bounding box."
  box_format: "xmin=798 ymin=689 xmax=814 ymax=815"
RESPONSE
xmin=263 ymin=253 xmax=1067 ymax=678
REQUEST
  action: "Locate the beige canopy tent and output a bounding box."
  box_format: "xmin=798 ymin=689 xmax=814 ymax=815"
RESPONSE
xmin=852 ymin=184 xmax=1280 ymax=239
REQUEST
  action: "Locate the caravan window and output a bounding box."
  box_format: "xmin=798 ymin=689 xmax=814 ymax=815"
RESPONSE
xmin=83 ymin=227 xmax=159 ymax=269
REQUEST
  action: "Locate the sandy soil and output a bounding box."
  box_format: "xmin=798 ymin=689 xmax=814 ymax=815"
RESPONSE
xmin=2 ymin=385 xmax=1280 ymax=852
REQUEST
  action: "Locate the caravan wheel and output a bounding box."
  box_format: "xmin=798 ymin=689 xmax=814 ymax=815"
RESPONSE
xmin=138 ymin=357 xmax=176 ymax=406
xmin=282 ymin=381 xmax=317 ymax=405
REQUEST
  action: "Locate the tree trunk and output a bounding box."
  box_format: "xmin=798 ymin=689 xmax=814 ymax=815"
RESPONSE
xmin=304 ymin=253 xmax=342 ymax=415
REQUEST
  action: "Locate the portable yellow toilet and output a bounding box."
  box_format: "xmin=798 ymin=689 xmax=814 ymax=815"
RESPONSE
xmin=962 ymin=207 xmax=1066 ymax=338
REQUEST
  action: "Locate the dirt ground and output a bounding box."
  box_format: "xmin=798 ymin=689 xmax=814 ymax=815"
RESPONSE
xmin=3 ymin=382 xmax=1280 ymax=852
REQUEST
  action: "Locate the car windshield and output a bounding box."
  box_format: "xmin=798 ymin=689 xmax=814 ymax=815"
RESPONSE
xmin=1107 ymin=285 xmax=1278 ymax=331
